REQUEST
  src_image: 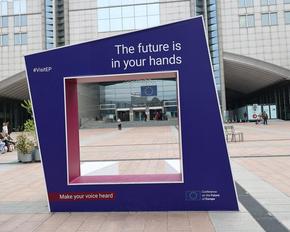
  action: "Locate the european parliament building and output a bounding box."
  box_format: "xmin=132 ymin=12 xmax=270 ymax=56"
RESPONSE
xmin=1 ymin=0 xmax=290 ymax=129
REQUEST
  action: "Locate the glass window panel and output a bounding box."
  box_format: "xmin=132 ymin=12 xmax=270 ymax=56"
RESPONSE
xmin=208 ymin=23 xmax=217 ymax=31
xmin=46 ymin=24 xmax=53 ymax=30
xmin=269 ymin=0 xmax=276 ymax=4
xmin=148 ymin=15 xmax=159 ymax=27
xmin=110 ymin=7 xmax=122 ymax=18
xmin=14 ymin=33 xmax=21 ymax=45
xmin=247 ymin=14 xmax=255 ymax=27
xmin=212 ymin=50 xmax=219 ymax=58
xmin=110 ymin=18 xmax=122 ymax=31
xmin=14 ymin=15 xmax=20 ymax=26
xmin=285 ymin=12 xmax=290 ymax=24
xmin=212 ymin=57 xmax=219 ymax=64
xmin=46 ymin=37 xmax=54 ymax=43
xmin=214 ymin=70 xmax=220 ymax=77
xmin=98 ymin=9 xmax=110 ymax=19
xmin=98 ymin=0 xmax=109 ymax=7
xmin=261 ymin=0 xmax=268 ymax=5
xmin=147 ymin=4 xmax=159 ymax=15
xmin=246 ymin=0 xmax=253 ymax=6
xmin=98 ymin=19 xmax=110 ymax=32
xmin=210 ymin=30 xmax=217 ymax=37
xmin=1 ymin=1 xmax=8 ymax=15
xmin=285 ymin=0 xmax=290 ymax=3
xmin=122 ymin=0 xmax=134 ymax=5
xmin=47 ymin=18 xmax=53 ymax=24
xmin=209 ymin=17 xmax=217 ymax=24
xmin=20 ymin=0 xmax=26 ymax=14
xmin=97 ymin=1 xmax=160 ymax=32
xmin=21 ymin=15 xmax=27 ymax=26
xmin=46 ymin=43 xmax=54 ymax=49
xmin=122 ymin=6 xmax=134 ymax=17
xmin=270 ymin=12 xmax=277 ymax=25
xmin=261 ymin=13 xmax=269 ymax=25
xmin=123 ymin=17 xmax=135 ymax=30
xmin=2 ymin=34 xmax=8 ymax=46
xmin=14 ymin=15 xmax=27 ymax=26
xmin=135 ymin=0 xmax=146 ymax=4
xmin=239 ymin=15 xmax=247 ymax=27
xmin=1 ymin=16 xmax=8 ymax=27
xmin=109 ymin=0 xmax=122 ymax=6
xmin=239 ymin=0 xmax=245 ymax=7
xmin=14 ymin=1 xmax=20 ymax=14
xmin=210 ymin=37 xmax=218 ymax=44
xmin=135 ymin=5 xmax=147 ymax=16
xmin=208 ymin=4 xmax=216 ymax=11
xmin=21 ymin=33 xmax=27 ymax=44
xmin=208 ymin=11 xmax=216 ymax=18
xmin=213 ymin=63 xmax=220 ymax=70
xmin=135 ymin=16 xmax=147 ymax=29
xmin=46 ymin=30 xmax=53 ymax=37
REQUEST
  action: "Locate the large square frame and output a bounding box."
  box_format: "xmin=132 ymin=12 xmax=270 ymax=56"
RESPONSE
xmin=25 ymin=17 xmax=239 ymax=212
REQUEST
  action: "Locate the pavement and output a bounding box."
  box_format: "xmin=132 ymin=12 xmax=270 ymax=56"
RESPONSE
xmin=0 ymin=120 xmax=290 ymax=231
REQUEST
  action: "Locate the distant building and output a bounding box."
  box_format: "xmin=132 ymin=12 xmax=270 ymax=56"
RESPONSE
xmin=1 ymin=0 xmax=290 ymax=129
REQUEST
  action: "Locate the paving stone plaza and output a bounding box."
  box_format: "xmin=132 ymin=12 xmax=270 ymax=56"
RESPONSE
xmin=1 ymin=120 xmax=290 ymax=231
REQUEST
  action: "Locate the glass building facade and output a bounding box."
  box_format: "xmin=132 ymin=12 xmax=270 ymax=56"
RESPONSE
xmin=80 ymin=79 xmax=177 ymax=122
xmin=196 ymin=0 xmax=224 ymax=108
xmin=97 ymin=0 xmax=160 ymax=32
xmin=45 ymin=0 xmax=54 ymax=49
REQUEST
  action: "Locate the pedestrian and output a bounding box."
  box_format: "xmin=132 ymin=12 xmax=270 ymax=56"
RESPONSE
xmin=2 ymin=122 xmax=8 ymax=136
xmin=262 ymin=111 xmax=268 ymax=125
xmin=143 ymin=112 xmax=147 ymax=122
xmin=243 ymin=112 xmax=248 ymax=122
xmin=117 ymin=118 xmax=122 ymax=130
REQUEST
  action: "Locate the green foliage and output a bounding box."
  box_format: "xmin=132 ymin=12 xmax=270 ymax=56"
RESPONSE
xmin=21 ymin=100 xmax=33 ymax=117
xmin=21 ymin=100 xmax=37 ymax=146
xmin=16 ymin=133 xmax=34 ymax=154
xmin=24 ymin=119 xmax=35 ymax=132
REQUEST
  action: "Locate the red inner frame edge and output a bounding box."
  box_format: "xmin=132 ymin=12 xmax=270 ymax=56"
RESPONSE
xmin=65 ymin=72 xmax=182 ymax=184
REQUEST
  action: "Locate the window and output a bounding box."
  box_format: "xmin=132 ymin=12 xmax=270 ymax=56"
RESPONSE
xmin=261 ymin=0 xmax=276 ymax=5
xmin=14 ymin=33 xmax=27 ymax=45
xmin=261 ymin=12 xmax=278 ymax=26
xmin=239 ymin=0 xmax=254 ymax=7
xmin=285 ymin=0 xmax=290 ymax=3
xmin=13 ymin=0 xmax=26 ymax=14
xmin=239 ymin=14 xmax=255 ymax=27
xmin=0 ymin=1 xmax=8 ymax=15
xmin=14 ymin=15 xmax=27 ymax=27
xmin=285 ymin=11 xmax=290 ymax=24
xmin=0 ymin=34 xmax=8 ymax=46
xmin=0 ymin=16 xmax=8 ymax=27
xmin=97 ymin=0 xmax=160 ymax=32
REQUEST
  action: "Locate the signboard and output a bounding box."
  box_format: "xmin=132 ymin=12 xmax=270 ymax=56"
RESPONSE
xmin=270 ymin=105 xmax=277 ymax=119
xmin=248 ymin=105 xmax=262 ymax=121
xmin=262 ymin=105 xmax=270 ymax=118
xmin=25 ymin=17 xmax=238 ymax=212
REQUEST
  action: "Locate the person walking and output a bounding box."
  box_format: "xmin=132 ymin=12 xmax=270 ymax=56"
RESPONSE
xmin=262 ymin=111 xmax=268 ymax=125
xmin=2 ymin=122 xmax=8 ymax=136
xmin=117 ymin=118 xmax=122 ymax=130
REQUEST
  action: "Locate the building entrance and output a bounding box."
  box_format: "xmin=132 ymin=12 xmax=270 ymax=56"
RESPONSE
xmin=133 ymin=108 xmax=146 ymax=121
xmin=149 ymin=107 xmax=163 ymax=120
xmin=117 ymin=109 xmax=130 ymax=121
